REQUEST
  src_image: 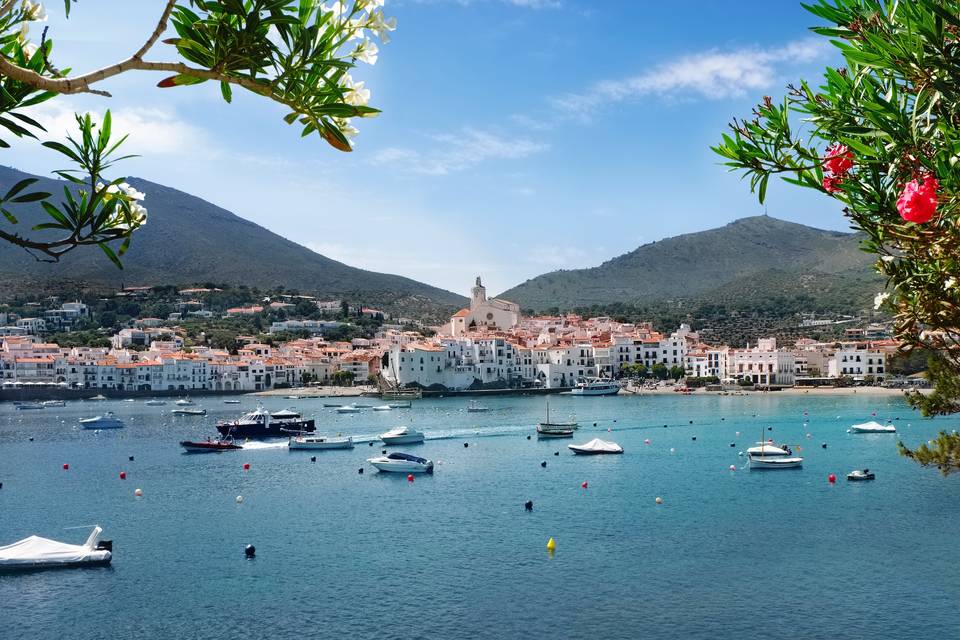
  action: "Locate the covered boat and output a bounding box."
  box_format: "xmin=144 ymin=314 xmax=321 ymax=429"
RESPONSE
xmin=368 ymin=452 xmax=434 ymax=474
xmin=79 ymin=412 xmax=124 ymax=429
xmin=380 ymin=426 xmax=425 ymax=445
xmin=746 ymin=442 xmax=792 ymax=456
xmin=217 ymin=404 xmax=315 ymax=439
xmin=0 ymin=526 xmax=112 ymax=571
xmin=568 ymin=438 xmax=624 ymax=455
xmin=849 ymin=421 xmax=896 ymax=434
xmin=288 ymin=434 xmax=354 ymax=450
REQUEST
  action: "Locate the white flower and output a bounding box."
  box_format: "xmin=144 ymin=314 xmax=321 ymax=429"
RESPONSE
xmin=342 ymin=76 xmax=370 ymax=106
xmin=23 ymin=1 xmax=47 ymax=21
xmin=873 ymin=292 xmax=890 ymax=310
xmin=353 ymin=40 xmax=378 ymax=65
xmin=120 ymin=183 xmax=146 ymax=202
xmin=22 ymin=42 xmax=37 ymax=59
xmin=880 ymin=255 xmax=894 ymax=263
xmin=324 ymin=1 xmax=345 ymax=18
xmin=367 ymin=9 xmax=396 ymax=43
xmin=947 ymin=277 xmax=957 ymax=290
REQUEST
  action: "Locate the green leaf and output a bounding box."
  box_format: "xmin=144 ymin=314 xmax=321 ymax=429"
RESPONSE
xmin=1 ymin=208 xmax=18 ymax=224
xmin=3 ymin=178 xmax=38 ymax=202
xmin=98 ymin=242 xmax=124 ymax=269
xmin=42 ymin=141 xmax=82 ymax=163
xmin=10 ymin=191 xmax=52 ymax=204
xmin=220 ymin=81 xmax=233 ymax=103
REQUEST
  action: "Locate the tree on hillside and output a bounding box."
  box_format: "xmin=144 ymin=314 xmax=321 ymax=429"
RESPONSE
xmin=0 ymin=1 xmax=394 ymax=263
xmin=713 ymin=0 xmax=960 ymax=472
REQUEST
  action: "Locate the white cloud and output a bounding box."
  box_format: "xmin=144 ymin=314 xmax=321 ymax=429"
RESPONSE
xmin=370 ymin=128 xmax=547 ymax=175
xmin=551 ymin=39 xmax=829 ymax=118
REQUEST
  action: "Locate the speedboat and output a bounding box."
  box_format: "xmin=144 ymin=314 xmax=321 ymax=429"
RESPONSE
xmin=288 ymin=434 xmax=354 ymax=450
xmin=467 ymin=401 xmax=489 ymax=412
xmin=849 ymin=421 xmax=896 ymax=434
xmin=847 ymin=469 xmax=876 ymax=481
xmin=372 ymin=405 xmax=393 ymax=411
xmin=79 ymin=412 xmax=124 ymax=429
xmin=89 ymin=394 xmax=107 ymax=401
xmin=336 ymin=404 xmax=362 ymax=414
xmin=367 ymin=452 xmax=434 ymax=474
xmin=145 ymin=399 xmax=166 ymax=406
xmin=171 ymin=408 xmax=207 ymax=416
xmin=14 ymin=401 xmax=44 ymax=410
xmin=568 ymin=438 xmax=624 ymax=455
xmin=180 ymin=438 xmax=242 ymax=453
xmin=388 ymin=401 xmax=412 ymax=409
xmin=175 ymin=398 xmax=194 ymax=406
xmin=380 ymin=426 xmax=425 ymax=445
xmin=537 ymin=423 xmax=575 ymax=438
xmin=749 ymin=455 xmax=803 ymax=469
xmin=570 ymin=377 xmax=621 ymax=396
xmin=217 ymin=404 xmax=315 ymax=439
xmin=41 ymin=400 xmax=66 ymax=408
xmin=0 ymin=526 xmax=112 ymax=571
xmin=746 ymin=442 xmax=792 ymax=456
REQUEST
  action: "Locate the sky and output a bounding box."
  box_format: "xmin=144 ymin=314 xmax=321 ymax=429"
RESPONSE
xmin=9 ymin=0 xmax=850 ymax=298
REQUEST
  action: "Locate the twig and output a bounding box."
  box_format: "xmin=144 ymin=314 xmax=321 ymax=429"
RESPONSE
xmin=133 ymin=0 xmax=177 ymax=60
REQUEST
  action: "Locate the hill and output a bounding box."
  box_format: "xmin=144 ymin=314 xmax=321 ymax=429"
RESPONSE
xmin=0 ymin=166 xmax=466 ymax=316
xmin=500 ymin=216 xmax=880 ymax=314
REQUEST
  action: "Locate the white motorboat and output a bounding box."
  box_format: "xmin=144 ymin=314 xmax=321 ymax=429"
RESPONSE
xmin=746 ymin=442 xmax=793 ymax=457
xmin=89 ymin=394 xmax=107 ymax=401
xmin=568 ymin=438 xmax=624 ymax=455
xmin=175 ymin=398 xmax=194 ymax=406
xmin=847 ymin=469 xmax=876 ymax=481
xmin=79 ymin=412 xmax=124 ymax=429
xmin=336 ymin=404 xmax=362 ymax=414
xmin=749 ymin=455 xmax=803 ymax=469
xmin=388 ymin=401 xmax=412 ymax=409
xmin=466 ymin=400 xmax=489 ymax=412
xmin=224 ymin=399 xmax=241 ymax=404
xmin=380 ymin=426 xmax=425 ymax=445
xmin=145 ymin=399 xmax=166 ymax=406
xmin=171 ymin=408 xmax=206 ymax=416
xmin=570 ymin=377 xmax=621 ymax=396
xmin=849 ymin=421 xmax=896 ymax=434
xmin=41 ymin=400 xmax=66 ymax=408
xmin=368 ymin=452 xmax=434 ymax=474
xmin=14 ymin=401 xmax=44 ymax=410
xmin=0 ymin=526 xmax=112 ymax=571
xmin=289 ymin=434 xmax=354 ymax=450
xmin=372 ymin=405 xmax=393 ymax=411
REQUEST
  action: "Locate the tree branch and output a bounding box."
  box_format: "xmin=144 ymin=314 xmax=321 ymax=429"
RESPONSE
xmin=133 ymin=0 xmax=177 ymax=60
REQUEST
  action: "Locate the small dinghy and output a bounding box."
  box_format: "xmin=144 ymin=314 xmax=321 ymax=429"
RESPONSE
xmin=223 ymin=399 xmax=241 ymax=404
xmin=847 ymin=468 xmax=876 ymax=481
xmin=849 ymin=421 xmax=896 ymax=434
xmin=380 ymin=426 xmax=425 ymax=445
xmin=288 ymin=434 xmax=354 ymax=450
xmin=336 ymin=404 xmax=362 ymax=414
xmin=568 ymin=438 xmax=624 ymax=455
xmin=180 ymin=438 xmax=242 ymax=453
xmin=368 ymin=452 xmax=434 ymax=474
xmin=145 ymin=399 xmax=166 ymax=406
xmin=749 ymin=455 xmax=803 ymax=469
xmin=388 ymin=401 xmax=412 ymax=409
xmin=0 ymin=526 xmax=112 ymax=571
xmin=175 ymin=398 xmax=194 ymax=406
xmin=171 ymin=408 xmax=207 ymax=416
xmin=372 ymin=405 xmax=393 ymax=412
xmin=79 ymin=412 xmax=124 ymax=429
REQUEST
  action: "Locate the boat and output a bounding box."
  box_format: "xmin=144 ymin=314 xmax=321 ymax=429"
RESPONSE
xmin=171 ymin=408 xmax=207 ymax=416
xmin=79 ymin=412 xmax=124 ymax=429
xmin=466 ymin=400 xmax=489 ymax=412
xmin=123 ymin=398 xmax=135 ymax=403
xmin=847 ymin=469 xmax=876 ymax=481
xmin=180 ymin=438 xmax=242 ymax=453
xmin=537 ymin=400 xmax=577 ymax=437
xmin=372 ymin=405 xmax=393 ymax=411
xmin=849 ymin=421 xmax=896 ymax=434
xmin=380 ymin=425 xmax=425 ymax=445
xmin=336 ymin=404 xmax=362 ymax=414
xmin=381 ymin=388 xmax=422 ymax=400
xmin=175 ymin=398 xmax=194 ymax=406
xmin=223 ymin=399 xmax=241 ymax=404
xmin=388 ymin=401 xmax=412 ymax=409
xmin=570 ymin=377 xmax=621 ymax=396
xmin=0 ymin=526 xmax=112 ymax=571
xmin=288 ymin=434 xmax=354 ymax=450
xmin=14 ymin=401 xmax=44 ymax=410
xmin=41 ymin=399 xmax=66 ymax=408
xmin=89 ymin=394 xmax=107 ymax=401
xmin=746 ymin=442 xmax=793 ymax=456
xmin=568 ymin=438 xmax=624 ymax=455
xmin=216 ymin=404 xmax=315 ymax=439
xmin=145 ymin=399 xmax=166 ymax=406
xmin=367 ymin=452 xmax=434 ymax=474
xmin=323 ymin=403 xmax=342 ymax=408
xmin=749 ymin=455 xmax=804 ymax=469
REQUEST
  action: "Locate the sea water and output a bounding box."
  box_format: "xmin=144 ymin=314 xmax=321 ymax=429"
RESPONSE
xmin=1 ymin=393 xmax=958 ymax=639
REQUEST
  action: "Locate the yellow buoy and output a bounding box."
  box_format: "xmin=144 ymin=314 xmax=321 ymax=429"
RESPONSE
xmin=546 ymin=537 xmax=556 ymax=552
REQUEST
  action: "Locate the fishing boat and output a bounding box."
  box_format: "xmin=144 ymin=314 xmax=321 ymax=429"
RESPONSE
xmin=367 ymin=452 xmax=433 ymax=474
xmin=180 ymin=437 xmax=242 ymax=453
xmin=174 ymin=398 xmax=194 ymax=406
xmin=288 ymin=434 xmax=354 ymax=450
xmin=41 ymin=399 xmax=66 ymax=408
xmin=570 ymin=377 xmax=621 ymax=396
xmin=380 ymin=426 xmax=425 ymax=445
xmin=336 ymin=404 xmax=362 ymax=414
xmin=145 ymin=399 xmax=166 ymax=406
xmin=466 ymin=400 xmax=489 ymax=412
xmin=0 ymin=526 xmax=112 ymax=571
xmin=171 ymin=408 xmax=207 ymax=416
xmin=849 ymin=421 xmax=896 ymax=434
xmin=216 ymin=404 xmax=315 ymax=439
xmin=14 ymin=401 xmax=44 ymax=410
xmin=79 ymin=413 xmax=124 ymax=429
xmin=568 ymin=438 xmax=624 ymax=455
xmin=537 ymin=400 xmax=577 ymax=437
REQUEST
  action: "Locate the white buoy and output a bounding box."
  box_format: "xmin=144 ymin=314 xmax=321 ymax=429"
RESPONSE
xmin=134 ymin=488 xmax=143 ymax=497
xmin=236 ymin=495 xmax=244 ymax=504
xmin=669 ymin=448 xmax=675 ymax=453
xmin=655 ymin=496 xmax=663 ymax=505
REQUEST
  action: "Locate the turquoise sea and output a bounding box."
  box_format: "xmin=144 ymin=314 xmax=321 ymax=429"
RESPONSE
xmin=1 ymin=392 xmax=958 ymax=639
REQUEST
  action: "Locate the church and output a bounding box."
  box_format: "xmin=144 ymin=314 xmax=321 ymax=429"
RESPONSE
xmin=449 ymin=277 xmax=521 ymax=336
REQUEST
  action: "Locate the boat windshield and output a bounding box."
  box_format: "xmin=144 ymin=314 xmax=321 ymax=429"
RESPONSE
xmin=387 ymin=452 xmax=427 ymax=463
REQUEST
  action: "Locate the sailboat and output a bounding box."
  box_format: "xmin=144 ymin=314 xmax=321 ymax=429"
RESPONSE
xmin=536 ymin=399 xmax=577 ymax=438
xmin=748 ymin=427 xmax=803 ymax=469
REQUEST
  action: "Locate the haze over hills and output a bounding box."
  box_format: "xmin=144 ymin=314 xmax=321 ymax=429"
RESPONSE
xmin=0 ymin=166 xmax=467 ymax=315
xmin=500 ymin=216 xmax=881 ymax=313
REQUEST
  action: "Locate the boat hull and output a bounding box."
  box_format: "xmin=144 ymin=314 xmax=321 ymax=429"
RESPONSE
xmin=749 ymin=456 xmax=803 ymax=469
xmin=569 ymin=447 xmax=623 ymax=455
xmin=289 ymin=436 xmax=354 ymax=450
xmin=381 ymin=434 xmax=425 ymax=445
xmin=570 ymin=388 xmax=620 ymax=396
xmin=849 ymin=427 xmax=896 ymax=434
xmin=180 ymin=441 xmax=242 ymax=453
xmin=79 ymin=420 xmax=123 ymax=429
xmin=369 ymin=460 xmax=433 ymax=473
xmin=217 ymin=419 xmax=316 ymax=439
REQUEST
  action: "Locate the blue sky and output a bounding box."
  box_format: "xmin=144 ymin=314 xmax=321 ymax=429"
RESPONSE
xmin=12 ymin=0 xmax=847 ymax=297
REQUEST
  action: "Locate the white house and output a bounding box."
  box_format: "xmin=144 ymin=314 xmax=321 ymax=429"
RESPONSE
xmin=828 ymin=347 xmax=886 ymax=380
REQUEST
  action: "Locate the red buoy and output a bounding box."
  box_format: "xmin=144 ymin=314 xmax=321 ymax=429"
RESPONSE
xmin=828 ymin=473 xmax=837 ymax=483
xmin=407 ymin=474 xmax=414 ymax=482
xmin=243 ymin=463 xmax=250 ymax=471
xmin=62 ymin=463 xmax=69 ymax=470
xmin=581 ymin=481 xmax=588 ymax=489
xmin=119 ymin=471 xmax=126 ymax=480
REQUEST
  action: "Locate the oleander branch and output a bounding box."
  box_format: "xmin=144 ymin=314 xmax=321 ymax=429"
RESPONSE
xmin=134 ymin=0 xmax=177 ymax=60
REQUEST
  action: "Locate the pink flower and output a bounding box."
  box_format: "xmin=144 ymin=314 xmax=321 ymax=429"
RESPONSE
xmin=823 ymin=143 xmax=854 ymax=175
xmin=823 ymin=175 xmax=843 ymax=193
xmin=897 ymin=174 xmax=939 ymax=224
